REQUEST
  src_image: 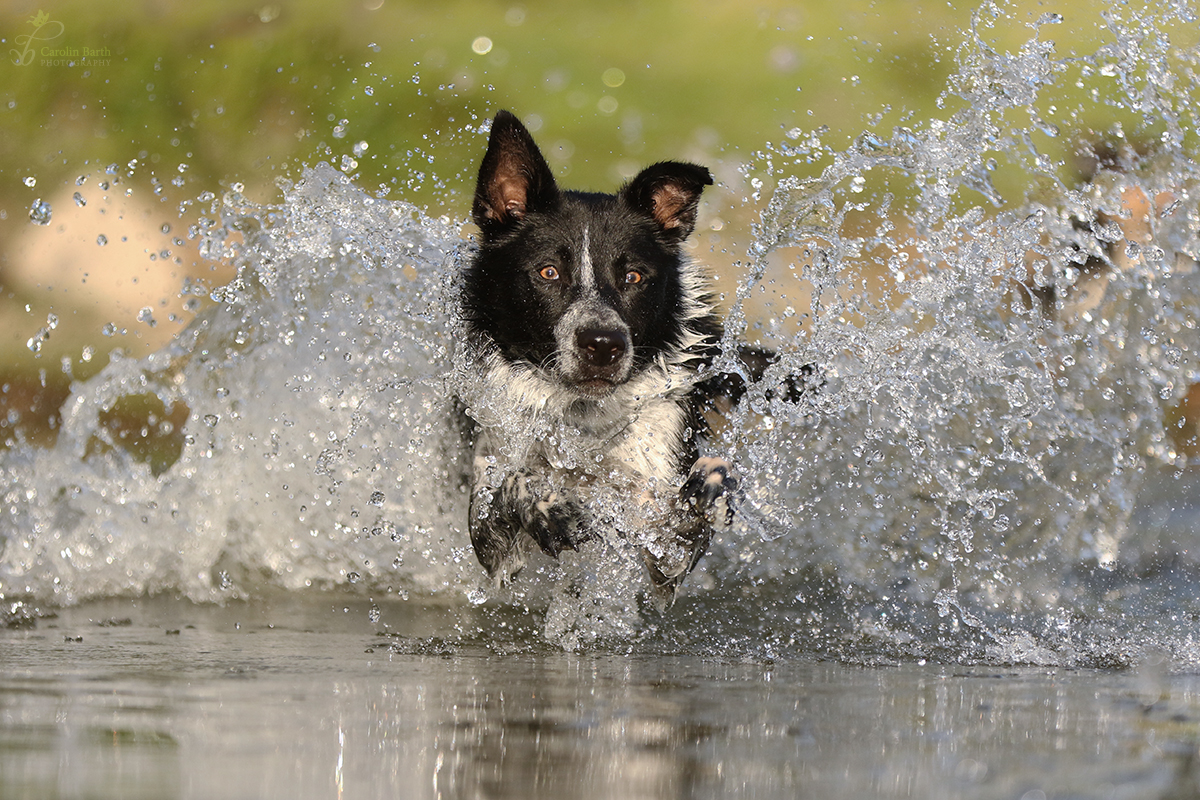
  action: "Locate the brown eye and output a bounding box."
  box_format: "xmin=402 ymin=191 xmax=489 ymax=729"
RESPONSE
xmin=624 ymin=270 xmax=644 ymax=285
xmin=538 ymin=265 xmax=560 ymax=281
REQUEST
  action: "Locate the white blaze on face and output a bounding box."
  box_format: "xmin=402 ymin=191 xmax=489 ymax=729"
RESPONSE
xmin=578 ymin=225 xmax=596 ymax=294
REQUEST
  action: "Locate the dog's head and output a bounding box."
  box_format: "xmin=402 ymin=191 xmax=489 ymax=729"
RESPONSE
xmin=465 ymin=110 xmax=713 ymax=399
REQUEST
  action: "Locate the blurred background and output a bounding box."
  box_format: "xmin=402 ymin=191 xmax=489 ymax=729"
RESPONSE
xmin=0 ymin=0 xmax=1190 ymax=448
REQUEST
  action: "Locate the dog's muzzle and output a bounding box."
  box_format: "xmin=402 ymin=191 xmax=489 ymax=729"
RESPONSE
xmin=553 ymin=298 xmax=634 ymax=395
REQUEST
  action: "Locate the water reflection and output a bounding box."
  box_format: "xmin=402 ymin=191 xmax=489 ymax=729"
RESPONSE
xmin=2 ymin=598 xmax=1200 ymax=799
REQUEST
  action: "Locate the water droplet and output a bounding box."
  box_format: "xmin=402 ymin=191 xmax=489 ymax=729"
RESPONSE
xmin=23 ymin=177 xmax=36 ymax=188
xmin=96 ymin=234 xmax=107 ymax=246
xmin=26 ymin=328 xmax=49 ymax=354
xmin=602 ymin=67 xmax=625 ymax=88
xmin=347 ymin=571 xmax=361 ymax=583
xmin=468 ymin=588 xmax=489 ymax=605
xmin=472 ymin=36 xmax=493 ymax=55
xmin=73 ymin=192 xmax=86 ymax=207
xmin=368 ymin=491 xmax=385 ymax=507
xmin=29 ymin=198 xmax=51 ymax=225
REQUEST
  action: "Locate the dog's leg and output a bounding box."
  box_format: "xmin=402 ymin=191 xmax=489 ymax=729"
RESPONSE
xmin=695 ymin=347 xmax=823 ymax=414
xmin=469 ymin=487 xmax=525 ymax=584
xmin=644 ymin=456 xmax=741 ymax=608
xmin=470 ymin=470 xmax=588 ymax=583
xmin=643 ymin=514 xmax=713 ymax=610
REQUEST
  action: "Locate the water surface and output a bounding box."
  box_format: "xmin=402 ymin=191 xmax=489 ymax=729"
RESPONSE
xmin=4 ymin=595 xmax=1200 ymax=800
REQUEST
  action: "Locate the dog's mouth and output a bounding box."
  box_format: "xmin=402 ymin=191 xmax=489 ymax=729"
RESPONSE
xmin=536 ymin=357 xmax=628 ymax=397
xmin=572 ymin=376 xmax=620 ymax=397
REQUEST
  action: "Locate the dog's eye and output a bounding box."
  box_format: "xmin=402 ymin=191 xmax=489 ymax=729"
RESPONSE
xmin=538 ymin=265 xmax=560 ymax=281
xmin=624 ymin=270 xmax=644 ymax=285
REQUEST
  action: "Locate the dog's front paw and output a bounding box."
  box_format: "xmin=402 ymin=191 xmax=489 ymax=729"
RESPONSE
xmin=528 ymin=492 xmax=588 ymax=557
xmin=501 ymin=473 xmax=589 ymax=558
xmin=680 ymin=456 xmax=741 ymax=525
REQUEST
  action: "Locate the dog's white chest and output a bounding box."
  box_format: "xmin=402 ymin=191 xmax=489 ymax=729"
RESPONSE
xmin=474 ymin=393 xmax=688 ymax=489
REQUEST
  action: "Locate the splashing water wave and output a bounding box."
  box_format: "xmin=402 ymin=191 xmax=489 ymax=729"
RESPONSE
xmin=3 ymin=3 xmax=1200 ymax=660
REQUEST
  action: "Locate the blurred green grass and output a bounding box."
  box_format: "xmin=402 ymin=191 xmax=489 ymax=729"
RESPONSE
xmin=0 ymin=0 xmax=1189 ymax=446
xmin=2 ymin=0 xmax=1146 ymax=209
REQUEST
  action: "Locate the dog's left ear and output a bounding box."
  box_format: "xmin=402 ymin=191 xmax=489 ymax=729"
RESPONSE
xmin=621 ymin=162 xmax=713 ymax=240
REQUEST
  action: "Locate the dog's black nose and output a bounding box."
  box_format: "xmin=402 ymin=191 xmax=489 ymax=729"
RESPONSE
xmin=576 ymin=328 xmax=628 ymax=367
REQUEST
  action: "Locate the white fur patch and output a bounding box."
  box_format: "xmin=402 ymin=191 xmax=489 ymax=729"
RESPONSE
xmin=578 ymin=225 xmax=595 ymax=292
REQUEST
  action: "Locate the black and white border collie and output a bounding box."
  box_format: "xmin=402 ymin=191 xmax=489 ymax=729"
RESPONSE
xmin=456 ymin=110 xmax=799 ymax=607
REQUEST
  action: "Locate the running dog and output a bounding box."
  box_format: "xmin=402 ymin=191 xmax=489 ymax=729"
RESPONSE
xmin=456 ymin=110 xmax=808 ymax=606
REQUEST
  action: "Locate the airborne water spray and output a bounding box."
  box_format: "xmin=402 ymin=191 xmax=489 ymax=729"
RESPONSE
xmin=2 ymin=3 xmax=1199 ymax=662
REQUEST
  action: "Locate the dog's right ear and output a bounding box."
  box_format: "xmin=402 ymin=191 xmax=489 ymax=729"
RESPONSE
xmin=472 ymin=111 xmax=559 ymax=236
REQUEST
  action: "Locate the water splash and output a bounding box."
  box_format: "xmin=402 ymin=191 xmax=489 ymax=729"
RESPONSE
xmin=2 ymin=3 xmax=1200 ymax=661
xmin=698 ymin=1 xmax=1200 ymax=662
xmin=2 ymin=166 xmax=472 ymax=605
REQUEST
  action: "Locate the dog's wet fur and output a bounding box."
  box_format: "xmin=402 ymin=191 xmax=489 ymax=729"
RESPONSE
xmin=456 ymin=110 xmax=810 ymax=607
